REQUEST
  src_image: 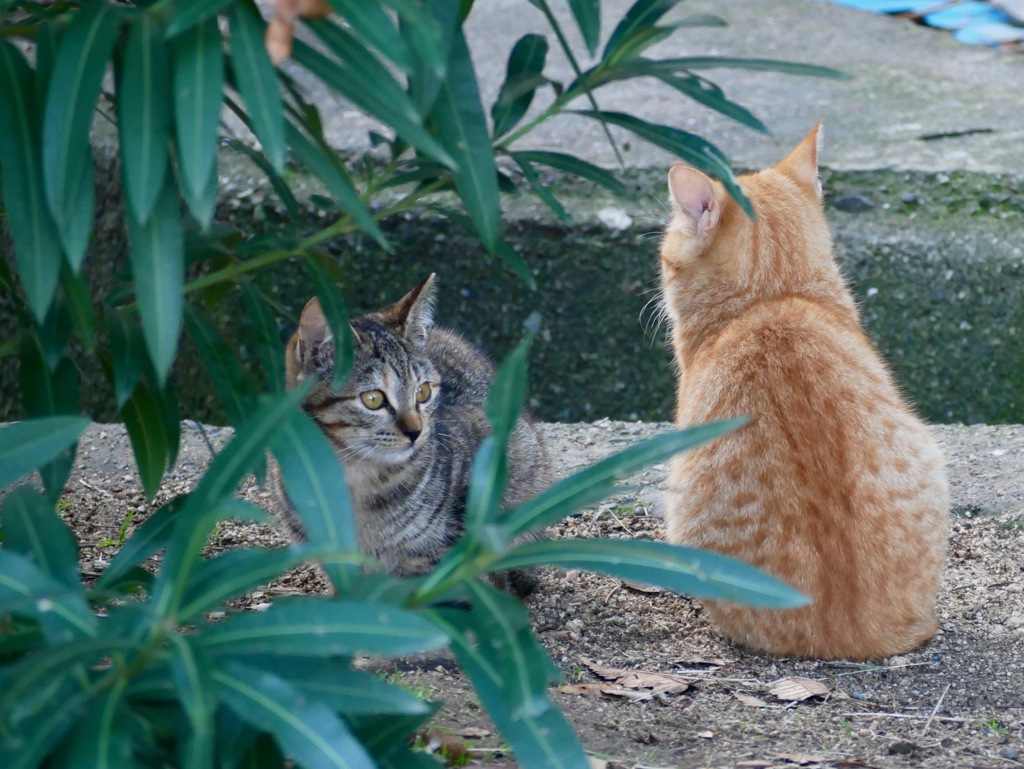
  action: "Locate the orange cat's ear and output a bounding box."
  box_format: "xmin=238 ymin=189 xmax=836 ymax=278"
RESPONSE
xmin=668 ymin=164 xmax=721 ymax=235
xmin=778 ymin=123 xmax=824 ymax=198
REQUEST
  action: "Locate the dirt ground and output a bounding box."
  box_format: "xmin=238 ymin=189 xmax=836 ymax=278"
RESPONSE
xmin=52 ymin=419 xmax=1024 ymax=769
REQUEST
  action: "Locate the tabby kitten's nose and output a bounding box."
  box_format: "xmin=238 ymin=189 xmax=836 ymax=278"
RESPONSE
xmin=399 ymin=414 xmax=423 ymax=443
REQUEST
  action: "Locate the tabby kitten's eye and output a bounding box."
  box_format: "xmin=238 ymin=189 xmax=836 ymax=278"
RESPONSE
xmin=360 ymin=390 xmax=386 ymax=410
xmin=415 ymin=382 xmax=432 ymax=404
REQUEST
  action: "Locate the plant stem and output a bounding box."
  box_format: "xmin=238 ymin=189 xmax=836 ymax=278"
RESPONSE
xmin=527 ymin=0 xmax=623 ymax=167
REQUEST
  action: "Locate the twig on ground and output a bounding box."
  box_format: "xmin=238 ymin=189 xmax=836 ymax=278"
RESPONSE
xmin=841 ymin=711 xmax=967 ymax=723
xmin=921 ymin=682 xmax=952 ymax=736
xmin=79 ymin=478 xmax=117 ymax=499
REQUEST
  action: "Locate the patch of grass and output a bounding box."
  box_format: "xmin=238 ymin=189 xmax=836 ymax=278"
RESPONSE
xmin=97 ymin=510 xmax=136 ymax=548
xmin=55 ymin=496 xmax=73 ymax=516
xmin=999 ymin=515 xmax=1024 ymax=531
xmin=841 ymin=719 xmax=854 ymax=738
xmin=983 ymin=716 xmax=1007 ymax=736
xmin=609 ymin=502 xmax=639 ymax=518
xmin=383 ymin=667 xmax=432 ymax=701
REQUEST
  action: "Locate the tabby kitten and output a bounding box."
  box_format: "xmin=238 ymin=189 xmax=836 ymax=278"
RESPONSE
xmin=270 ymin=275 xmax=549 ymax=596
xmin=660 ymin=125 xmax=949 ymax=660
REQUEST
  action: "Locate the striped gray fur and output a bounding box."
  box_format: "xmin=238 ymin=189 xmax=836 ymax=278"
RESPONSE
xmin=267 ymin=275 xmax=550 ymax=596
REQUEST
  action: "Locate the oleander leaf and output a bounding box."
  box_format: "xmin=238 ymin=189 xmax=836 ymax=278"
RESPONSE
xmin=492 ymin=538 xmax=811 ymax=607
xmin=118 ymin=15 xmax=171 ymax=223
xmin=0 ymin=417 xmax=88 ymax=490
xmin=0 ymin=40 xmax=62 ymax=322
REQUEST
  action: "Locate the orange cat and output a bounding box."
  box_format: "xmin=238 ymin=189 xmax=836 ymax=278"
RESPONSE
xmin=660 ymin=125 xmax=949 ymax=660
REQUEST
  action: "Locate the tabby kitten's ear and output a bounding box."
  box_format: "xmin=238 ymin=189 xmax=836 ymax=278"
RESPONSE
xmin=777 ymin=122 xmax=824 ymax=198
xmin=668 ymin=164 xmax=722 ymax=236
xmin=388 ymin=274 xmax=438 ymax=346
xmin=296 ymin=296 xmax=335 ymax=374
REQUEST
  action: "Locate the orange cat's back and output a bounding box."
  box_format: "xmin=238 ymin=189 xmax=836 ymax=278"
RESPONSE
xmin=660 ymin=125 xmax=950 ymax=660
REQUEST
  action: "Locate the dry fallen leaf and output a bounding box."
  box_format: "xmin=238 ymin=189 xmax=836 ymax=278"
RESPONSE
xmin=588 ymin=758 xmax=609 ymax=769
xmin=771 ymin=751 xmax=828 ymax=765
xmin=735 ymin=761 xmax=773 ymax=769
xmin=581 ymin=657 xmax=691 ymax=696
xmin=556 ymin=683 xmax=654 ymax=701
xmin=734 ymin=692 xmax=769 ymax=707
xmin=697 ymin=730 xmax=714 ymax=738
xmin=769 ymin=677 xmax=829 ymax=702
xmin=264 ymin=0 xmax=333 ymax=63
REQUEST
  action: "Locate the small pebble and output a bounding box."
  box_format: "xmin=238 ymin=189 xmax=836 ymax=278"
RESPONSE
xmin=901 ymin=192 xmax=917 ymax=203
xmin=1000 ymin=747 xmax=1020 ymax=761
xmin=833 ymin=194 xmax=874 ymax=212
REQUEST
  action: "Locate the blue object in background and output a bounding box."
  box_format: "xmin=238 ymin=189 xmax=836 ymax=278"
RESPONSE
xmin=821 ymin=0 xmax=1024 ymax=46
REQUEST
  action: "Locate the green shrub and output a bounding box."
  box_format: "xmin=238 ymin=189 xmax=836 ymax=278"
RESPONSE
xmin=0 ymin=0 xmax=835 ymax=765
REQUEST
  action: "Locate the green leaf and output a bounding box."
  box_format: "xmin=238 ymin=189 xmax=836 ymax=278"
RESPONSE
xmin=60 ymin=264 xmax=96 ymax=350
xmin=0 ymin=680 xmax=96 ymax=769
xmin=291 ymin=31 xmax=453 ymax=168
xmin=19 ymin=336 xmax=80 ymax=503
xmin=491 ymin=34 xmax=548 ymax=139
xmin=216 ymin=659 xmax=376 ymax=769
xmin=0 ymin=40 xmax=62 ymax=322
xmin=224 ymin=137 xmax=300 ymax=221
xmin=0 ymin=416 xmax=88 ymax=490
xmin=658 ymin=71 xmax=767 ymax=133
xmin=172 ymin=17 xmax=224 ymax=224
xmin=232 ymin=733 xmax=284 ymax=769
xmin=121 ymin=379 xmax=174 ymax=500
xmin=105 ymin=309 xmax=145 ymax=409
xmin=0 ymin=549 xmax=97 ymax=643
xmin=149 ymin=385 xmax=312 ymax=620
xmin=1 ymin=486 xmax=80 ymax=589
xmin=508 ymin=150 xmax=628 ymax=196
xmin=431 ymin=608 xmax=586 ymax=769
xmin=428 ymin=27 xmax=500 ymax=251
xmin=494 ymin=538 xmax=810 ymax=608
xmin=602 ymin=0 xmax=674 ymax=62
xmin=284 ymin=119 xmax=387 ymax=249
xmin=328 ymin=0 xmax=414 ymax=72
xmin=240 ymin=284 xmax=286 ymax=394
xmin=574 ymin=110 xmax=754 ymax=218
xmin=465 ymin=332 xmax=533 ymax=534
xmin=170 ymin=635 xmax=215 ymax=769
xmin=56 ymin=678 xmax=134 ymax=769
xmin=352 ymin=710 xmax=435 ymax=760
xmin=226 ymin=654 xmax=431 ymax=716
xmin=513 ymin=155 xmax=570 ymax=222
xmin=166 ymin=0 xmax=234 ymax=37
xmin=94 ymin=496 xmax=184 ymax=592
xmin=184 ymin=305 xmax=257 ymax=426
xmin=399 ymin=0 xmax=456 ymax=113
xmin=126 ymin=179 xmax=184 ymax=387
xmin=41 ymin=1 xmax=122 ymax=268
xmin=305 ymin=260 xmax=354 ymax=390
xmin=505 ymin=419 xmax=746 ymax=538
xmin=465 ymin=436 xmax=507 ymax=542
xmin=268 ymin=414 xmax=359 ymax=589
xmin=119 ymin=15 xmax=171 ymax=223
xmin=230 ymin=0 xmax=286 ymax=172
xmin=464 ymin=581 xmax=556 ymax=719
xmin=198 ymin=599 xmax=448 ymax=657
xmin=648 ymin=56 xmax=850 ymax=79
xmin=566 ymin=0 xmax=600 ymax=56
xmin=178 ymin=547 xmax=313 ymax=620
